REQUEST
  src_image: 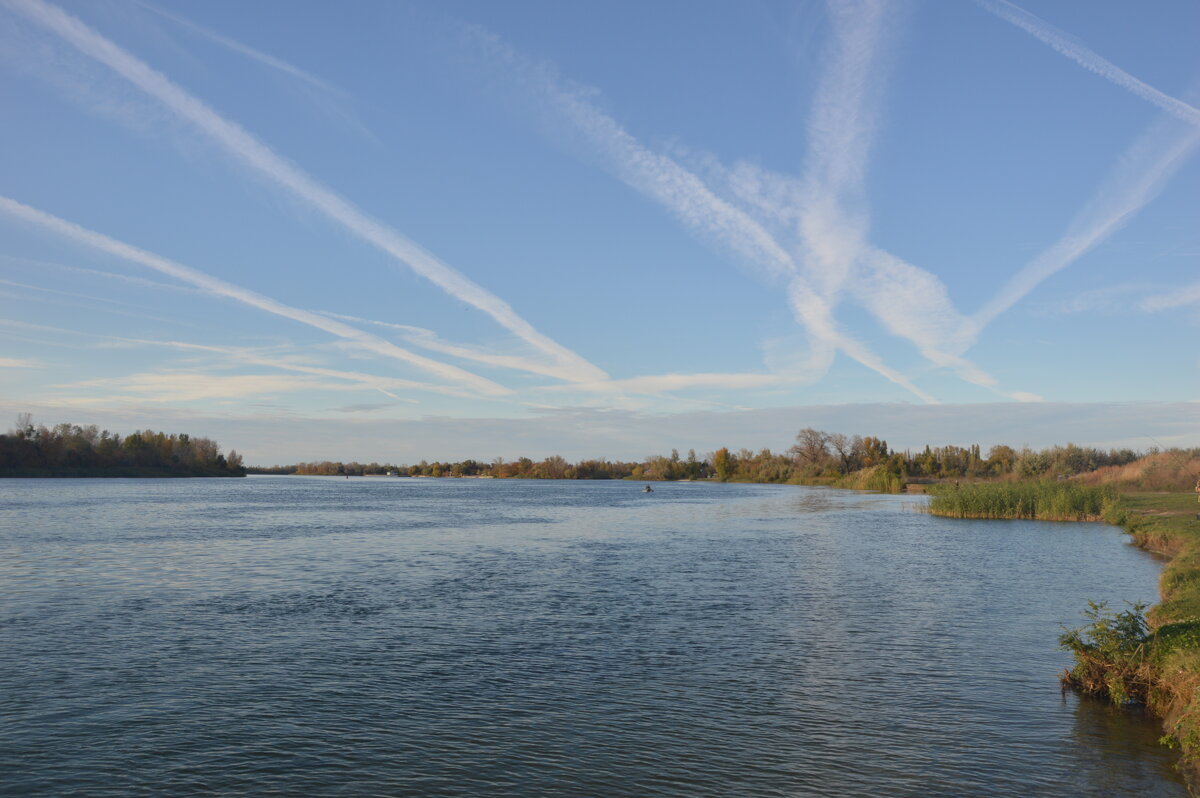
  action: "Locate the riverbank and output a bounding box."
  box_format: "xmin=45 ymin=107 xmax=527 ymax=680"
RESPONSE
xmin=926 ymin=482 xmax=1200 ymax=790
xmin=1105 ymin=492 xmax=1200 ymax=791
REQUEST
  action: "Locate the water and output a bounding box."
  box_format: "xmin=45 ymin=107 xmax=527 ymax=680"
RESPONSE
xmin=0 ymin=477 xmax=1185 ymax=796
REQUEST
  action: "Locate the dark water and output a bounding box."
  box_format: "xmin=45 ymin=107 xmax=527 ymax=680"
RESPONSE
xmin=0 ymin=477 xmax=1185 ymax=796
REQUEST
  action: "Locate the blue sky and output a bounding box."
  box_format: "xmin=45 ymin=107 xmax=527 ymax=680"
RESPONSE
xmin=1 ymin=0 xmax=1197 ymax=464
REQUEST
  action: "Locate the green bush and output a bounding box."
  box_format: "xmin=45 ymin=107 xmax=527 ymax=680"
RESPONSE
xmin=1059 ymin=601 xmax=1152 ymax=705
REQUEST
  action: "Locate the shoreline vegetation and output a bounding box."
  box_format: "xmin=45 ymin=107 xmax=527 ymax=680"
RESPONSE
xmin=249 ymin=428 xmax=1146 ymax=492
xmin=1065 ymin=488 xmax=1200 ymax=790
xmin=921 ymin=451 xmax=1200 ymax=789
xmin=0 ymin=415 xmax=245 ymax=478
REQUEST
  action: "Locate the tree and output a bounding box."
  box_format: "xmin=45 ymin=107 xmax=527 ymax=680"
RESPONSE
xmin=790 ymin=428 xmax=830 ymax=472
xmin=712 ymin=447 xmax=735 ymax=482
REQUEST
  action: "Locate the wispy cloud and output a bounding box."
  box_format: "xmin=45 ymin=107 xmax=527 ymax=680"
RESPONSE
xmin=321 ymin=311 xmax=588 ymax=382
xmin=965 ymin=2 xmax=1200 ymax=335
xmin=972 ymin=114 xmax=1200 ymax=331
xmin=4 ymin=0 xmax=606 ymax=385
xmin=786 ymin=3 xmax=1023 ymax=398
xmin=0 ymin=254 xmax=206 ymax=295
xmin=543 ymin=372 xmax=787 ymax=395
xmin=60 ymin=370 xmax=363 ymax=403
xmin=133 ymin=0 xmax=342 ymax=95
xmin=1052 ymin=283 xmax=1158 ymax=315
xmin=0 ymin=196 xmax=509 ymax=396
xmin=111 ymin=337 xmax=479 ymax=400
xmin=0 ymin=275 xmax=211 ymax=329
xmin=793 ymin=0 xmax=890 ymax=296
xmin=705 ymin=3 xmax=994 ymax=398
xmin=0 ymin=357 xmax=40 ymax=368
xmin=465 ymin=8 xmax=942 ymax=404
xmin=1141 ymin=282 xmax=1200 ymax=312
xmin=974 ymin=0 xmax=1200 ymax=128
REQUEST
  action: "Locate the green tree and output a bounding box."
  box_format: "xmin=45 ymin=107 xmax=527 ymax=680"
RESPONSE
xmin=712 ymin=447 xmax=734 ymax=482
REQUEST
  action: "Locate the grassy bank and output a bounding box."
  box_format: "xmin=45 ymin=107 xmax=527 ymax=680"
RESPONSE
xmin=1095 ymin=493 xmax=1200 ymax=777
xmin=925 ymin=480 xmax=1116 ymax=520
xmin=839 ymin=456 xmax=1200 ymax=785
xmin=922 ymin=467 xmax=1200 ymax=787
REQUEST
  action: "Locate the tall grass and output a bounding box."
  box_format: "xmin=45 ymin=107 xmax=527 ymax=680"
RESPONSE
xmin=1074 ymin=450 xmax=1200 ymax=492
xmin=831 ymin=465 xmax=903 ymax=494
xmin=926 ymin=480 xmax=1116 ymax=520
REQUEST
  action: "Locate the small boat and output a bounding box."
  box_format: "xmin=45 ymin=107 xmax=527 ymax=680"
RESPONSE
xmin=643 ymin=485 xmax=653 ymax=493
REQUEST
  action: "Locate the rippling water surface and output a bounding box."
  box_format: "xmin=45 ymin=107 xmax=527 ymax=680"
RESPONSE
xmin=0 ymin=477 xmax=1185 ymax=796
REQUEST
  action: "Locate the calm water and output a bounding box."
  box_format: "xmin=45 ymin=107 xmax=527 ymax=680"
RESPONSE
xmin=0 ymin=477 xmax=1185 ymax=796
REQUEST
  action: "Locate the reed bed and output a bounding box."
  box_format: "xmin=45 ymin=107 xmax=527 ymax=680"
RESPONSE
xmin=925 ymin=480 xmax=1116 ymax=520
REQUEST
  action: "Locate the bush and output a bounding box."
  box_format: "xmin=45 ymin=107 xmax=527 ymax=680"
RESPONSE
xmin=1059 ymin=601 xmax=1153 ymax=705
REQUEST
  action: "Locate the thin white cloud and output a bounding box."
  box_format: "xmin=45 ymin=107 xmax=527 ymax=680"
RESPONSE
xmin=1141 ymin=282 xmax=1200 ymax=312
xmin=0 ymin=196 xmax=510 ymax=396
xmin=791 ymin=2 xmax=1018 ymax=397
xmin=133 ymin=0 xmax=342 ymax=95
xmin=5 ymin=0 xmax=605 ymax=385
xmin=111 ymin=337 xmax=478 ymax=400
xmin=794 ymin=0 xmax=890 ymax=297
xmin=0 ymin=254 xmax=207 ymax=294
xmin=321 ymin=311 xmax=586 ymax=382
xmin=973 ymin=114 xmax=1200 ymax=331
xmin=0 ymin=253 xmax=204 ymax=294
xmin=0 ymin=357 xmax=40 ymax=368
xmin=60 ymin=371 xmax=366 ymax=403
xmin=786 ymin=276 xmax=938 ymax=403
xmin=1053 ymin=283 xmax=1157 ymax=315
xmin=725 ymin=3 xmax=995 ymax=397
xmin=1009 ymin=391 xmax=1044 ymax=403
xmin=544 ymin=372 xmax=787 ymax=395
xmin=974 ymin=0 xmax=1200 ymax=128
xmin=465 ymin=12 xmax=939 ymax=404
xmin=0 ymin=275 xmax=212 ymax=329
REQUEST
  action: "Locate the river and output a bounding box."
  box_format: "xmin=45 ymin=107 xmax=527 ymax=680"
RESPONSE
xmin=0 ymin=476 xmax=1185 ymax=796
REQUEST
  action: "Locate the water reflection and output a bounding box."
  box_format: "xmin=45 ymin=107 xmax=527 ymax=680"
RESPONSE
xmin=1067 ymin=692 xmax=1186 ymax=797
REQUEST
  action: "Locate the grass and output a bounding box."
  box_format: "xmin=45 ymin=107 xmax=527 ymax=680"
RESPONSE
xmin=925 ymin=480 xmax=1117 ymax=520
xmin=832 ymin=465 xmax=903 ymax=494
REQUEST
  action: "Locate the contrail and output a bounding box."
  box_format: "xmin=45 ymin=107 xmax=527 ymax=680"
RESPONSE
xmin=787 ymin=278 xmax=938 ymax=404
xmin=792 ymin=1 xmax=1005 ymax=396
xmin=113 ymin=337 xmax=463 ymax=400
xmin=466 ymin=19 xmax=939 ymax=404
xmin=973 ymin=114 xmax=1200 ymax=331
xmin=975 ymin=0 xmax=1200 ymax=128
xmin=0 ymin=196 xmax=510 ymax=396
xmin=320 ymin=311 xmax=592 ymax=382
xmin=1141 ymin=282 xmax=1200 ymax=312
xmin=3 ymin=0 xmax=607 ymax=385
xmin=133 ymin=0 xmax=342 ymax=95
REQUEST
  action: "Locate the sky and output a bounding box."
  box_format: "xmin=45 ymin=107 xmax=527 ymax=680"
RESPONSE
xmin=0 ymin=0 xmax=1197 ymax=464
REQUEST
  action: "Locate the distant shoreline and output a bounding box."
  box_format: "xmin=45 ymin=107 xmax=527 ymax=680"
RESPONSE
xmin=0 ymin=470 xmax=246 ymax=478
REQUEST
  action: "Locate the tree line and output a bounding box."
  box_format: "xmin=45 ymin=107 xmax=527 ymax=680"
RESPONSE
xmin=0 ymin=415 xmax=245 ymax=477
xmin=251 ymin=427 xmax=1148 ymax=486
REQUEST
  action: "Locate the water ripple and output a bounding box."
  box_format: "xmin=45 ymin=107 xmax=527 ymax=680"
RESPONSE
xmin=0 ymin=477 xmax=1185 ymax=796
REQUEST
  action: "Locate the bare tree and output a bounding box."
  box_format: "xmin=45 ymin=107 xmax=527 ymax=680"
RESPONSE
xmin=790 ymin=428 xmax=830 ymax=470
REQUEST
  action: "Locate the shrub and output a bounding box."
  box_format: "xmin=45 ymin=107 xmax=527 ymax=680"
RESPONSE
xmin=1059 ymin=601 xmax=1153 ymax=705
